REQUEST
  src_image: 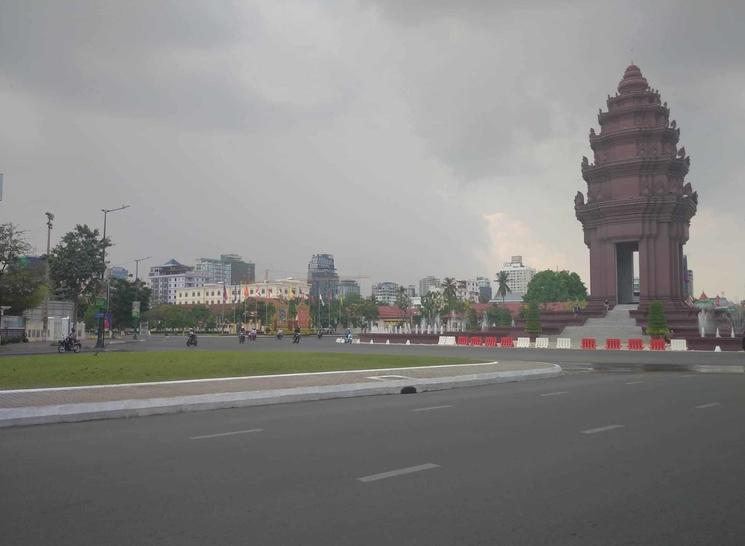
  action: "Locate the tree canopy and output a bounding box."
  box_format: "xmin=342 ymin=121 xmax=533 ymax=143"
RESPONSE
xmin=523 ymin=270 xmax=588 ymax=304
xmin=0 ymin=223 xmax=46 ymax=313
xmin=49 ymin=224 xmax=110 ymax=319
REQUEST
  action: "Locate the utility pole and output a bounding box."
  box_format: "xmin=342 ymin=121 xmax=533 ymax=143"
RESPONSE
xmin=96 ymin=205 xmax=129 ymax=349
xmin=133 ymin=256 xmax=150 ymax=340
xmin=43 ymin=212 xmax=54 ymax=340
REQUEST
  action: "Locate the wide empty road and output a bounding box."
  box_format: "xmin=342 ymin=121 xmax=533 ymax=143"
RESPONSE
xmin=2 ymin=371 xmax=744 ymax=545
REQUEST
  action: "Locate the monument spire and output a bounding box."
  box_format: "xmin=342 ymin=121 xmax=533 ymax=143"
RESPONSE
xmin=575 ymin=65 xmax=698 ymax=316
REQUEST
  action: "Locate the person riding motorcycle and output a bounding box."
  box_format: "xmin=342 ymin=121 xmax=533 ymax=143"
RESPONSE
xmin=344 ymin=328 xmax=353 ymax=344
xmin=293 ymin=326 xmax=301 ymax=344
xmin=187 ymin=329 xmax=197 ymax=345
xmin=276 ymin=328 xmax=284 ymax=340
xmin=239 ymin=327 xmax=246 ymax=344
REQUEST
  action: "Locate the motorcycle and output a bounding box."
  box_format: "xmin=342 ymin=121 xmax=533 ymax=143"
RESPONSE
xmin=276 ymin=331 xmax=284 ymax=341
xmin=58 ymin=338 xmax=82 ymax=353
xmin=293 ymin=331 xmax=301 ymax=344
xmin=344 ymin=332 xmax=353 ymax=344
xmin=249 ymin=330 xmax=257 ymax=342
xmin=186 ymin=333 xmax=198 ymax=347
xmin=239 ymin=332 xmax=246 ymax=344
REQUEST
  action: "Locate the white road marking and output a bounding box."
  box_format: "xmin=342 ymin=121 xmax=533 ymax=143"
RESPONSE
xmin=540 ymin=391 xmax=569 ymax=397
xmin=625 ymin=381 xmax=644 ymax=385
xmin=581 ymin=424 xmax=625 ymax=435
xmin=412 ymin=405 xmax=453 ymax=412
xmin=366 ymin=375 xmax=414 ymax=381
xmin=695 ymin=402 xmax=721 ymax=409
xmin=358 ymin=463 xmax=440 ymax=483
xmin=190 ymin=428 xmax=263 ymax=440
xmin=681 ymin=374 xmax=697 ymax=377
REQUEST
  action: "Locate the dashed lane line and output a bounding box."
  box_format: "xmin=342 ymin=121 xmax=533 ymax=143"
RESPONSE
xmin=190 ymin=428 xmax=264 ymax=440
xmin=358 ymin=463 xmax=440 ymax=483
xmin=540 ymin=391 xmax=569 ymax=397
xmin=695 ymin=402 xmax=721 ymax=409
xmin=581 ymin=424 xmax=625 ymax=435
xmin=412 ymin=405 xmax=453 ymax=412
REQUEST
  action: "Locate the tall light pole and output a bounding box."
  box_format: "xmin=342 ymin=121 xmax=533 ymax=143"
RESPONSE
xmin=43 ymin=212 xmax=54 ymax=339
xmin=95 ymin=204 xmax=130 ymax=349
xmin=133 ymin=256 xmax=151 ymax=340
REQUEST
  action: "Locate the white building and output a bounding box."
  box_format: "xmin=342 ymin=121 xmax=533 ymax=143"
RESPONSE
xmin=496 ymin=256 xmax=536 ymax=298
xmin=372 ymin=282 xmax=399 ymax=305
xmin=175 ymin=278 xmax=310 ymax=306
xmin=456 ymin=279 xmax=480 ymax=303
xmin=149 ymin=259 xmax=209 ymax=305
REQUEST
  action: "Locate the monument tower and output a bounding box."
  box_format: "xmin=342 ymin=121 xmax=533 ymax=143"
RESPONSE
xmin=575 ymin=64 xmax=698 ymax=314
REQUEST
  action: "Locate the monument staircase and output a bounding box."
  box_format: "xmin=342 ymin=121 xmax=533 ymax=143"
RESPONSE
xmin=559 ymin=304 xmax=647 ymax=345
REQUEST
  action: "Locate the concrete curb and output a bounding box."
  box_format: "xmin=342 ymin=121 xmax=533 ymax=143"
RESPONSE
xmin=0 ymin=364 xmax=562 ymax=428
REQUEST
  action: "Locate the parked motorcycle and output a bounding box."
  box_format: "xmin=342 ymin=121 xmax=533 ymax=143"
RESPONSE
xmin=57 ymin=338 xmax=82 ymax=353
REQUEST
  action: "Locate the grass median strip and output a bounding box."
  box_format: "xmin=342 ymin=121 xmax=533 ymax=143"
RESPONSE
xmin=0 ymin=352 xmax=481 ymax=389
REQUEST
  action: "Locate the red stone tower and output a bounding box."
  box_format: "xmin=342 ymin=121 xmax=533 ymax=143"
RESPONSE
xmin=575 ymin=65 xmax=698 ymax=315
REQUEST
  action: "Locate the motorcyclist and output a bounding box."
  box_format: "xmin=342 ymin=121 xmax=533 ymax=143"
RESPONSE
xmin=293 ymin=326 xmax=301 ymax=343
xmin=276 ymin=328 xmax=284 ymax=340
xmin=188 ymin=328 xmax=196 ymax=342
xmin=65 ymin=329 xmax=77 ymax=350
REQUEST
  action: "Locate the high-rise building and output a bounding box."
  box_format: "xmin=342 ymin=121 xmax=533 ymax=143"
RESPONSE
xmin=407 ymin=285 xmax=416 ymax=297
xmin=195 ymin=257 xmax=231 ymax=285
xmin=221 ymin=254 xmax=255 ymax=284
xmin=419 ymin=276 xmax=441 ymax=296
xmin=337 ymin=279 xmax=361 ymax=298
xmin=149 ymin=259 xmax=208 ymax=305
xmin=307 ymin=254 xmax=339 ymax=299
xmin=497 ymin=256 xmax=536 ymax=298
xmin=372 ymin=282 xmax=399 ymax=305
xmin=107 ymin=266 xmax=129 ymax=280
xmin=477 ymin=277 xmax=492 ymax=302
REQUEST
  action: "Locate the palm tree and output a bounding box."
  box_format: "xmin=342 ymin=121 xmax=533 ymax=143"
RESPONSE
xmin=441 ymin=277 xmax=458 ymax=310
xmin=495 ymin=271 xmax=511 ymax=303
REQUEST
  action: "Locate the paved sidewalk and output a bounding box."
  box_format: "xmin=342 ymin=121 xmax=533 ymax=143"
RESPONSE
xmin=0 ymin=361 xmax=560 ymax=427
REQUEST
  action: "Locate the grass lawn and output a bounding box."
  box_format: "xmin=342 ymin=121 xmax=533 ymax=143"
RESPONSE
xmin=0 ymin=352 xmax=482 ymax=389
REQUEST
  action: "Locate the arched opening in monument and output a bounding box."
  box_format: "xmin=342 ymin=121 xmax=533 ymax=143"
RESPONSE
xmin=616 ymin=242 xmax=639 ymax=305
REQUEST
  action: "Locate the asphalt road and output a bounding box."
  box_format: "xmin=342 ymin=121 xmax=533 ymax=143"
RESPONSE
xmin=4 ymin=334 xmax=743 ymax=370
xmin=2 ymin=370 xmax=744 ymax=545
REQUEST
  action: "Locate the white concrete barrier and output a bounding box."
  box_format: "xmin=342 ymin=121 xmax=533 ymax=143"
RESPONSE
xmin=437 ymin=336 xmax=446 ymax=345
xmin=535 ymin=337 xmax=549 ymax=349
xmin=556 ymin=338 xmax=571 ymax=349
xmin=406 ymin=339 xmax=411 ymax=345
xmin=386 ymin=339 xmax=390 ymax=345
xmin=369 ymin=339 xmax=374 ymax=344
xmin=516 ymin=337 xmax=531 ymax=348
xmin=448 ymin=336 xmax=457 ymax=346
xmin=714 ymin=345 xmax=722 ymax=352
xmin=670 ymin=339 xmax=687 ymax=352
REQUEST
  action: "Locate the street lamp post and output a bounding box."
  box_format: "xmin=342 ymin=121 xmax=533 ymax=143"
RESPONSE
xmin=95 ymin=204 xmax=130 ymax=349
xmin=43 ymin=212 xmax=54 ymax=340
xmin=133 ymin=256 xmax=151 ymax=340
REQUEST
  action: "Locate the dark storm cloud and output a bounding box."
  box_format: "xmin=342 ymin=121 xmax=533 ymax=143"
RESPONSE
xmin=1 ymin=0 xmax=743 ymax=297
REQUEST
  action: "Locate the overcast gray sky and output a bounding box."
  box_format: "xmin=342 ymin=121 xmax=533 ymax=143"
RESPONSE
xmin=1 ymin=0 xmax=743 ymax=299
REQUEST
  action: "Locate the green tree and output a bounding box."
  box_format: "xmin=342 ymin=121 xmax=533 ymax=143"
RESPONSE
xmin=495 ymin=271 xmax=511 ymax=303
xmin=0 ymin=224 xmax=47 ymax=313
xmin=49 ymin=225 xmax=110 ymax=321
xmin=395 ymin=286 xmax=412 ymax=327
xmin=523 ymin=270 xmax=588 ymax=304
xmin=108 ymin=278 xmax=151 ymax=330
xmin=525 ymin=301 xmax=542 ymax=335
xmin=420 ymin=291 xmax=442 ymax=325
xmin=486 ymin=304 xmax=512 ymax=327
xmin=441 ymin=277 xmax=458 ymax=310
xmin=465 ymin=306 xmax=479 ymax=331
xmin=646 ymin=300 xmax=669 ymax=336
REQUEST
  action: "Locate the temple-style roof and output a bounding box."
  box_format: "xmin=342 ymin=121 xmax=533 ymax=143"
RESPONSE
xmin=618 ymin=63 xmax=649 ymax=94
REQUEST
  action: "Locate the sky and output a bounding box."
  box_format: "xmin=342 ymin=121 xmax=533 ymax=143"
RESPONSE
xmin=0 ymin=0 xmax=743 ymax=300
